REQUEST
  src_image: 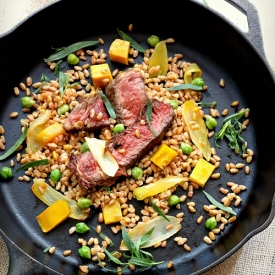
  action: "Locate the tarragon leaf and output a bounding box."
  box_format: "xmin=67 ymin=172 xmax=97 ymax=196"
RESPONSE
xmin=117 ymin=28 xmax=146 ymax=53
xmin=203 ymin=190 xmax=237 ymax=216
xmin=44 ymin=41 xmax=99 ymax=62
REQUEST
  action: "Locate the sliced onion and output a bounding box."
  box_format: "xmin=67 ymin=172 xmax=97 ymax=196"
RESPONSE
xmin=119 ymin=215 xmax=181 ymax=250
xmin=85 ymin=137 xmax=119 ymax=177
xmin=31 ymin=179 xmax=89 ymax=220
xmin=26 ymin=110 xmax=51 ymax=154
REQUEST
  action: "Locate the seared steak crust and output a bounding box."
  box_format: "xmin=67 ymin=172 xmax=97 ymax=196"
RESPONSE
xmin=64 ymin=94 xmax=110 ymax=132
xmin=105 ymin=69 xmax=147 ymax=127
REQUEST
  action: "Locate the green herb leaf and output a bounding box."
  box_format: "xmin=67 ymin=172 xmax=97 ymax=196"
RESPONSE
xmin=203 ymin=190 xmax=237 ymax=216
xmin=198 ymin=101 xmax=217 ymax=108
xmin=101 ymin=249 xmax=124 ymax=265
xmin=44 ymin=41 xmax=99 ymax=62
xmin=150 ymin=198 xmax=170 ymax=222
xmin=214 ymin=108 xmax=249 ymax=155
xmin=54 ymin=60 xmax=62 ymax=75
xmin=146 ymin=99 xmax=157 ymax=136
xmin=43 ymin=247 xmax=50 ymax=253
xmin=0 ymin=125 xmax=28 ymax=161
xmin=15 ymin=159 xmax=50 ymax=172
xmin=41 ymin=74 xmax=51 ymax=83
xmin=59 ymin=71 xmax=70 ymax=95
xmin=166 ymin=84 xmax=203 ymax=91
xmin=117 ymin=28 xmax=146 ymax=53
xmin=98 ymin=91 xmax=116 ymax=119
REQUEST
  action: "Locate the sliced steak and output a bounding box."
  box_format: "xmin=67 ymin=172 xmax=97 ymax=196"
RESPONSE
xmin=69 ymin=99 xmax=175 ymax=190
xmin=107 ymin=99 xmax=175 ymax=174
xmin=105 ymin=69 xmax=147 ymax=127
xmin=69 ymin=151 xmax=122 ymax=190
xmin=64 ymin=94 xmax=110 ymax=131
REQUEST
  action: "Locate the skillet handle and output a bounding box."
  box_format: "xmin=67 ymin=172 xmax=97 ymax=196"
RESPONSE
xmin=222 ymin=0 xmax=265 ymax=59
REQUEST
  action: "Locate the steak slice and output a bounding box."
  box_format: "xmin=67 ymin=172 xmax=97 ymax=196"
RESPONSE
xmin=107 ymin=99 xmax=175 ymax=174
xmin=69 ymin=99 xmax=175 ymax=191
xmin=69 ymin=151 xmax=122 ymax=190
xmin=64 ymin=94 xmax=110 ymax=131
xmin=105 ymin=69 xmax=147 ymax=127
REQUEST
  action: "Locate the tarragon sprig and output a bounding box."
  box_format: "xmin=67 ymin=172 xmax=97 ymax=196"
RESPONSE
xmin=214 ymin=108 xmax=250 ymax=155
xmin=99 ymin=227 xmax=163 ymax=272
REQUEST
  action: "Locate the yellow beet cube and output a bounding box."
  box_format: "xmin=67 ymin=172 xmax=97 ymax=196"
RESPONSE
xmin=102 ymin=200 xmax=122 ymax=225
xmin=150 ymin=143 xmax=178 ymax=170
xmin=36 ymin=122 xmax=65 ymax=146
xmin=36 ymin=200 xmax=70 ymax=233
xmin=90 ymin=63 xmax=113 ymax=88
xmin=109 ymin=39 xmax=130 ymax=65
xmin=189 ymin=158 xmax=215 ymax=187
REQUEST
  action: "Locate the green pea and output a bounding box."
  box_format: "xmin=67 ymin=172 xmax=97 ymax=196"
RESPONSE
xmin=50 ymin=169 xmax=62 ymax=184
xmin=205 ymin=216 xmax=217 ymax=230
xmin=21 ymin=96 xmax=35 ymax=108
xmin=78 ymin=245 xmax=91 ymax=259
xmin=113 ymin=124 xmax=125 ymax=134
xmin=170 ymin=100 xmax=178 ymax=110
xmin=67 ymin=53 xmax=79 ymax=65
xmin=77 ymin=198 xmax=92 ymax=209
xmin=80 ymin=142 xmax=90 ymax=153
xmin=168 ymin=195 xmax=181 ymax=206
xmin=147 ymin=35 xmax=160 ymax=47
xmin=192 ymin=77 xmax=205 ymax=87
xmin=205 ymin=116 xmax=218 ymax=130
xmin=57 ymin=104 xmax=70 ymax=116
xmin=75 ymin=222 xmax=90 ymax=234
xmin=0 ymin=166 xmax=13 ymax=179
xmin=180 ymin=142 xmax=192 ymax=154
xmin=131 ymin=167 xmax=143 ymax=180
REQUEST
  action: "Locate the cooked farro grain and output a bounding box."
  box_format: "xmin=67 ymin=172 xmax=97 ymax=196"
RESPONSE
xmin=49 ymin=247 xmax=56 ymax=254
xmin=10 ymin=112 xmax=19 ymax=118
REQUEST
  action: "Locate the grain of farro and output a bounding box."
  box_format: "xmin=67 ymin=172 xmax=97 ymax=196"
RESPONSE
xmin=79 ymin=265 xmax=89 ymax=273
xmin=203 ymin=236 xmax=212 ymax=244
xmin=49 ymin=247 xmax=56 ymax=254
xmin=63 ymin=250 xmax=72 ymax=256
xmin=211 ymin=173 xmax=220 ymax=179
xmin=197 ymin=215 xmax=204 ymax=224
xmin=10 ymin=112 xmax=19 ymax=118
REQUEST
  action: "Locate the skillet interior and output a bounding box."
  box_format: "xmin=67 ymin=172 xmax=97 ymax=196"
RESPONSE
xmin=0 ymin=0 xmax=275 ymax=274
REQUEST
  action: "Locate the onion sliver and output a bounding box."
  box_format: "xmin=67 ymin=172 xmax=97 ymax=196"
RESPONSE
xmin=85 ymin=137 xmax=119 ymax=177
xmin=119 ymin=215 xmax=181 ymax=250
xmin=133 ymin=176 xmax=185 ymax=200
xmin=32 ymin=179 xmax=88 ymax=220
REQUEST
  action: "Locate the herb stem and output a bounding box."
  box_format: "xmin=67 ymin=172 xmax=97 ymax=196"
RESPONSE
xmin=0 ymin=125 xmax=28 ymax=161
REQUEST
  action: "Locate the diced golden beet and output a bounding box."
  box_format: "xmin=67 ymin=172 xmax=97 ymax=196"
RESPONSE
xmin=189 ymin=158 xmax=215 ymax=187
xmin=36 ymin=122 xmax=65 ymax=146
xmin=109 ymin=39 xmax=130 ymax=65
xmin=90 ymin=63 xmax=113 ymax=88
xmin=102 ymin=200 xmax=122 ymax=225
xmin=36 ymin=200 xmax=70 ymax=233
xmin=150 ymin=143 xmax=178 ymax=170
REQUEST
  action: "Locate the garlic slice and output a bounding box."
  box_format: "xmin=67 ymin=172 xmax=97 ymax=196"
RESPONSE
xmin=85 ymin=137 xmax=119 ymax=177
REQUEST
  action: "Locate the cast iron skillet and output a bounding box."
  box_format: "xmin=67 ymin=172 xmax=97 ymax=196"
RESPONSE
xmin=0 ymin=0 xmax=275 ymax=274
